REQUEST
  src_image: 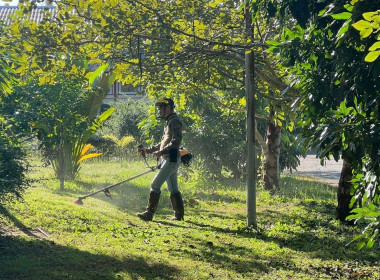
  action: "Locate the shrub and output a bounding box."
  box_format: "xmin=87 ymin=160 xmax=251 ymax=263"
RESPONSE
xmin=0 ymin=129 xmax=29 ymax=203
xmin=99 ymin=97 xmax=159 ymax=143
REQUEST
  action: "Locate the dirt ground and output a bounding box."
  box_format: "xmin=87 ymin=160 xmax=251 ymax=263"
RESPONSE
xmin=285 ymin=155 xmax=343 ymax=186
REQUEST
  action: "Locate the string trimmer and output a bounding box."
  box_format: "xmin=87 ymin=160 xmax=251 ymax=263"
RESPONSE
xmin=73 ymin=145 xmax=193 ymax=205
xmin=73 ymin=145 xmax=157 ymax=205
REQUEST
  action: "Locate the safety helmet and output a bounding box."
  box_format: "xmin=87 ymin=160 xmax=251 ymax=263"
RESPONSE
xmin=155 ymin=98 xmax=175 ymax=108
xmin=155 ymin=98 xmax=175 ymax=119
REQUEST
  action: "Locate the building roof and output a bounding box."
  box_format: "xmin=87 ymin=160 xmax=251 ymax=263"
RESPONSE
xmin=0 ymin=6 xmax=56 ymax=25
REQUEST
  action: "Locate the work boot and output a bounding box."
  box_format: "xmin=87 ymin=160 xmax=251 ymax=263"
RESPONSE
xmin=170 ymin=192 xmax=184 ymax=221
xmin=137 ymin=191 xmax=160 ymax=221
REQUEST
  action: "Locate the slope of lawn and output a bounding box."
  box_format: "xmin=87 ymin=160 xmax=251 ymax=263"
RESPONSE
xmin=0 ymin=158 xmax=379 ymax=280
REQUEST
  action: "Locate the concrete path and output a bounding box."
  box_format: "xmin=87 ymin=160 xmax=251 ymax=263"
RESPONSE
xmin=285 ymin=155 xmax=343 ymax=186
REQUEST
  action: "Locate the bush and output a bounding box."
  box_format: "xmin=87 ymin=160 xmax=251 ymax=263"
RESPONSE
xmin=89 ymin=134 xmax=136 ymax=161
xmin=2 ymin=79 xmax=113 ymax=186
xmin=179 ymin=95 xmax=248 ymax=180
xmin=0 ymin=129 xmax=29 ymax=203
xmin=99 ymin=97 xmax=160 ymax=143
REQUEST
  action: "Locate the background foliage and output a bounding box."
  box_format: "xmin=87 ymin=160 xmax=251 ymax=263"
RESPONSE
xmin=0 ymin=128 xmax=28 ymax=203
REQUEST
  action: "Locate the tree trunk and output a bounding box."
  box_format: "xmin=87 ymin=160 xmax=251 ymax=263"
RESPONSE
xmin=58 ymin=151 xmax=65 ymax=190
xmin=58 ymin=133 xmax=65 ymax=190
xmin=336 ymin=159 xmax=353 ymax=222
xmin=262 ymin=104 xmax=282 ymax=193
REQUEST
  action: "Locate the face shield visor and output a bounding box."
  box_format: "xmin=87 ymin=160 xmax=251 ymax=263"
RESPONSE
xmin=155 ymin=98 xmax=174 ymax=119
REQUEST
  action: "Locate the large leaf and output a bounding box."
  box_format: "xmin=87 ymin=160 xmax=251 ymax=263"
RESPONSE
xmin=78 ymin=152 xmax=103 ymax=163
xmin=71 ymin=107 xmax=114 ymax=177
xmin=80 ymin=143 xmax=92 ymax=157
xmin=365 ymin=51 xmax=380 ymax=62
xmin=80 ymin=88 xmax=109 ymax=119
xmin=331 ymin=12 xmax=352 ymax=20
xmin=81 ymin=106 xmax=115 ymax=142
xmin=82 ymin=65 xmax=116 ymax=119
xmin=368 ymin=41 xmax=380 ymax=51
xmin=89 ymin=63 xmax=109 ymax=87
xmin=360 ymin=27 xmax=373 ymax=38
xmin=352 ymin=20 xmax=371 ymax=31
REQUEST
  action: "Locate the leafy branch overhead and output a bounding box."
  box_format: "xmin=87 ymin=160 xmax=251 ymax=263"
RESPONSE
xmin=352 ymin=9 xmax=380 ymax=62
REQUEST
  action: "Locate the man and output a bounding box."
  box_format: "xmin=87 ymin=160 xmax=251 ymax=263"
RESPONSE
xmin=137 ymin=98 xmax=184 ymax=221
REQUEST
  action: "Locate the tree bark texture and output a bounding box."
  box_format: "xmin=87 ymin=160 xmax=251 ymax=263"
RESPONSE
xmin=336 ymin=159 xmax=353 ymax=222
xmin=262 ymin=105 xmax=282 ymax=192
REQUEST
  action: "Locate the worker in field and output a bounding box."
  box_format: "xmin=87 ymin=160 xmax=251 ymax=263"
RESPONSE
xmin=137 ymin=98 xmax=184 ymax=221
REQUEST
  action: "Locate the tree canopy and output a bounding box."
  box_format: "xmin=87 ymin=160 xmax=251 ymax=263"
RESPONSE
xmin=1 ymin=0 xmax=378 ymax=246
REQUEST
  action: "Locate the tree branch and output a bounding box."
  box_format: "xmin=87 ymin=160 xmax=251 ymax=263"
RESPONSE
xmin=184 ymin=79 xmax=270 ymax=122
xmin=256 ymin=92 xmax=293 ymax=103
xmin=255 ymin=121 xmax=267 ymax=152
xmin=127 ymin=0 xmax=256 ymax=50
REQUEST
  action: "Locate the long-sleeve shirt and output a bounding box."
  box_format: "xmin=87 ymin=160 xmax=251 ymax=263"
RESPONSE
xmin=146 ymin=113 xmax=182 ymax=158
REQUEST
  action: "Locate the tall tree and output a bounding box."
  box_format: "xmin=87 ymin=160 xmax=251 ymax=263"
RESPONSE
xmin=3 ymin=0 xmax=303 ymax=226
xmin=272 ymin=0 xmax=379 ymax=247
xmin=0 ymin=30 xmax=29 ymax=202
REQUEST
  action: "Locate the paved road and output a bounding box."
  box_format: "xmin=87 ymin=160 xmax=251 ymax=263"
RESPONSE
xmin=285 ymin=155 xmax=343 ymax=186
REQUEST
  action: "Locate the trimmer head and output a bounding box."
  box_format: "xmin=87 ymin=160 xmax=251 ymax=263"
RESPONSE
xmin=73 ymin=198 xmax=84 ymax=205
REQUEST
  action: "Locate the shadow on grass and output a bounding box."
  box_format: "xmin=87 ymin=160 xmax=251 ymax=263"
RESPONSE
xmin=0 ymin=205 xmax=179 ymax=280
xmin=155 ymin=221 xmax=287 ymax=276
xmin=184 ymin=211 xmax=380 ymax=265
xmin=176 ymin=239 xmax=271 ymax=275
xmin=185 ymin=203 xmax=380 ymax=265
xmin=0 ymin=206 xmax=39 ymax=238
xmin=184 ymin=190 xmax=246 ymax=204
xmin=0 ymin=235 xmax=180 ymax=280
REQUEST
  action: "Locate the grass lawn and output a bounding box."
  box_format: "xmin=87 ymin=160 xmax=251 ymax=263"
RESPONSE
xmin=0 ymin=158 xmax=379 ymax=279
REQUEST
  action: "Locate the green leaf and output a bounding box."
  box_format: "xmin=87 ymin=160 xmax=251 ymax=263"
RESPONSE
xmin=337 ymin=19 xmax=351 ymax=39
xmin=357 ymin=239 xmax=366 ymax=250
xmin=367 ymin=212 xmax=380 ymax=217
xmin=362 ymin=12 xmax=376 ymax=21
xmin=346 ymin=213 xmax=362 ymax=220
xmin=266 ymin=46 xmax=279 ymax=53
xmin=331 ymin=12 xmax=352 ymax=20
xmin=339 ymin=101 xmax=346 ymax=113
xmin=368 ymin=203 xmax=376 ymax=211
xmin=265 ymin=40 xmax=280 ymax=46
xmin=89 ymin=64 xmax=109 ymax=87
xmin=344 ymin=4 xmax=354 ymax=12
xmin=283 ymin=28 xmax=295 ymax=40
xmin=349 ymin=207 xmax=364 ymax=214
xmin=95 ymin=107 xmax=115 ymax=125
xmin=82 ymin=107 xmax=115 ymax=142
xmin=369 ymin=41 xmax=380 ymax=51
xmin=237 ymin=0 xmax=249 ymax=12
xmin=351 ymin=233 xmax=364 ymax=242
xmin=366 ymin=239 xmax=375 ymax=249
xmin=318 ymin=8 xmax=326 ymax=17
xmin=352 ymin=20 xmax=371 ymax=31
xmin=108 ymin=72 xmax=116 ymax=88
xmin=365 ymin=51 xmax=380 ymax=62
xmin=360 ymin=27 xmax=373 ymax=38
